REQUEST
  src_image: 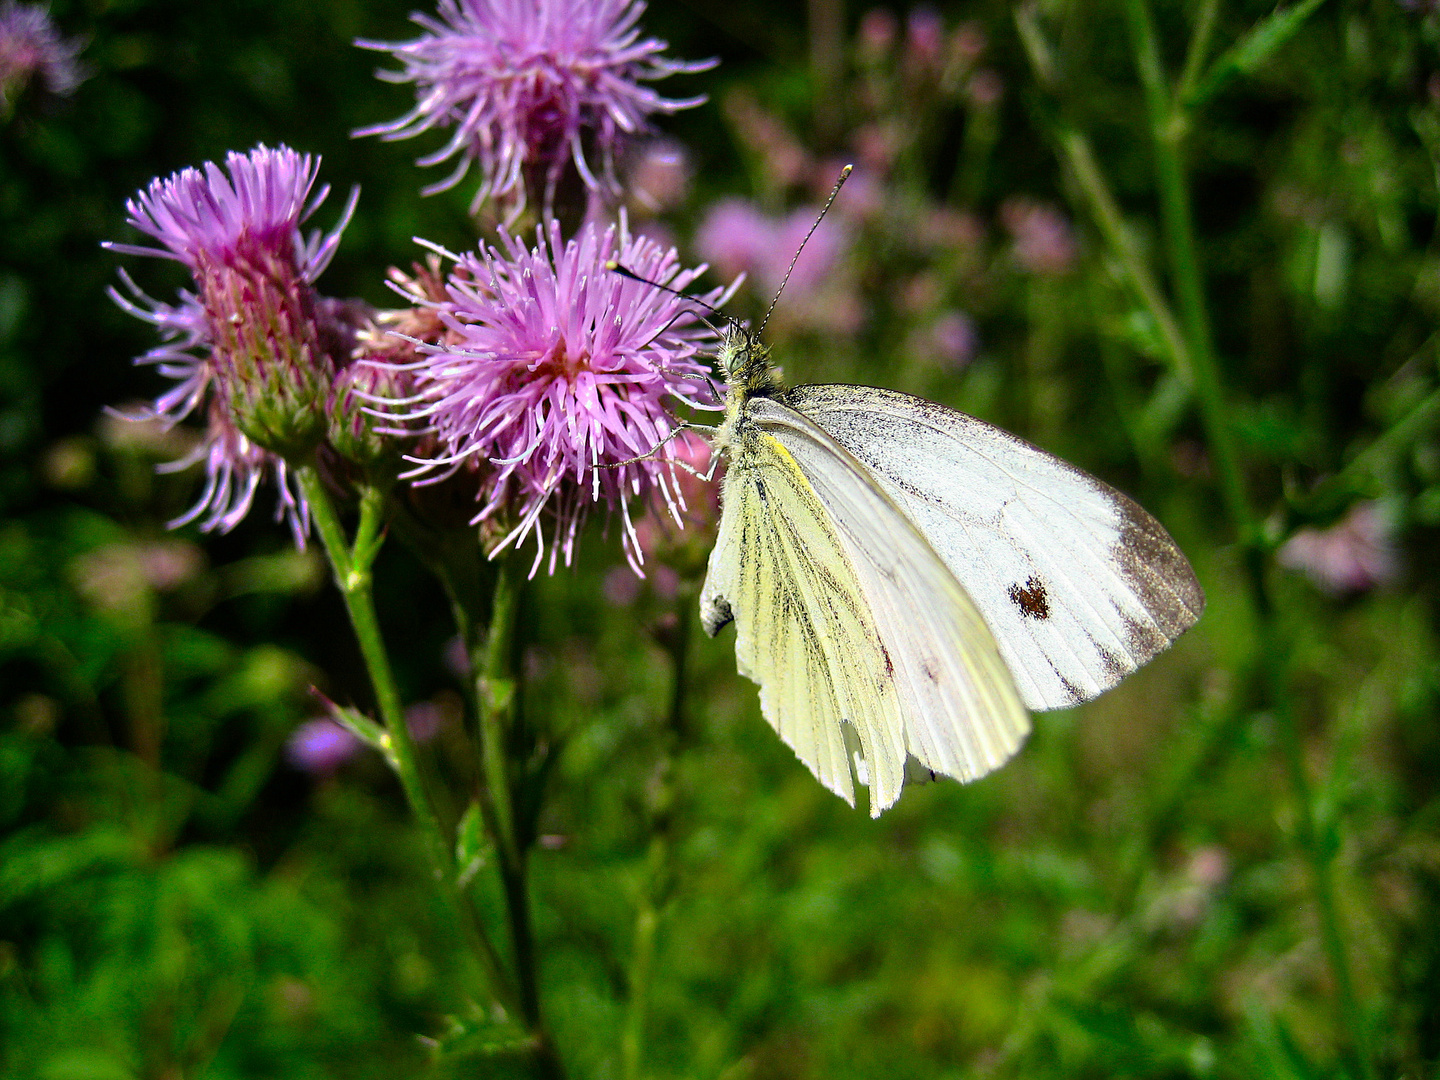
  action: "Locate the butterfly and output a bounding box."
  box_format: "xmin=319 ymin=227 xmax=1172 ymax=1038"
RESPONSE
xmin=688 ymin=313 xmax=1204 ymax=818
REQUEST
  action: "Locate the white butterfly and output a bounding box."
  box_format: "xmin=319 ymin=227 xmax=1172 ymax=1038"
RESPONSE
xmin=691 ymin=323 xmax=1204 ymax=817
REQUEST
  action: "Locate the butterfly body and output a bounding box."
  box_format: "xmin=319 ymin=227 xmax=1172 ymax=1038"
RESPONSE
xmin=696 ymin=324 xmax=1204 ymax=816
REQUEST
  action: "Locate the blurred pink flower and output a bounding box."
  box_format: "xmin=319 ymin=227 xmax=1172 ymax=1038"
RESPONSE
xmin=624 ymin=137 xmax=691 ymax=214
xmin=720 ymin=88 xmax=810 ymax=189
xmin=951 ymin=20 xmax=986 ymax=64
xmin=404 ymin=700 xmax=447 ymax=741
xmin=356 ymin=0 xmax=710 ymax=219
xmin=694 ymin=196 xmax=860 ymax=335
xmin=907 ymin=310 xmax=976 ymax=369
xmin=903 ymin=6 xmax=944 ymax=72
xmin=288 ymin=701 xmax=446 ymax=776
xmin=287 ymin=718 xmax=361 ymax=775
xmin=1002 ymin=197 xmax=1076 ymax=275
xmin=0 ymin=1 xmax=84 ymax=112
xmin=444 ymin=634 xmax=472 ymax=678
xmin=603 ymin=564 xmax=642 ymax=606
xmin=967 ymin=69 xmax=1003 ymax=107
xmin=694 ymin=197 xmax=848 ymax=298
xmin=1279 ymin=501 xmax=1400 ymax=594
xmin=371 ymin=219 xmax=724 ymax=575
xmin=857 ymin=8 xmax=897 ymax=61
xmin=919 ymin=206 xmax=984 ymax=251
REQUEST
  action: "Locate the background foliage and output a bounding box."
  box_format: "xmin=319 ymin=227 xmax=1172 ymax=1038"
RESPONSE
xmin=3 ymin=0 xmax=1439 ymax=1076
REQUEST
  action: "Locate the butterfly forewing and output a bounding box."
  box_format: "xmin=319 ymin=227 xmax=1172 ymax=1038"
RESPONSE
xmin=782 ymin=385 xmax=1205 ymax=711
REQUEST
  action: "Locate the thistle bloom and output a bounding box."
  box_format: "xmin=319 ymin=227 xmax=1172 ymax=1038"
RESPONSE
xmin=108 ymin=144 xmax=358 ymax=457
xmin=106 ymin=271 xmax=212 ymax=427
xmin=106 ymin=271 xmax=314 ymax=545
xmin=355 ymin=0 xmax=711 ymax=219
xmin=0 ymin=1 xmax=84 ymax=113
xmin=372 ymin=219 xmax=724 ymax=575
xmin=161 ymin=402 xmax=311 ymax=546
xmin=107 ymin=145 xmax=356 ymax=545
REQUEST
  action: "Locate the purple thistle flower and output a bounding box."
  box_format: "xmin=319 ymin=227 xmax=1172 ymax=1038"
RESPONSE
xmin=107 ymin=145 xmax=359 ymax=457
xmin=108 ymin=263 xmax=308 ymax=546
xmin=109 ymin=144 xmax=354 ymax=279
xmin=355 ymin=0 xmax=712 ymax=220
xmin=106 ymin=270 xmax=212 ymax=427
xmin=371 ymin=218 xmax=725 ymax=575
xmin=0 ymin=1 xmax=84 ymax=114
xmin=162 ymin=400 xmax=311 ymax=546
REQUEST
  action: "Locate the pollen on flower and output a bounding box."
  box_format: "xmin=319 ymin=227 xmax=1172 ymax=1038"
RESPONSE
xmin=367 ymin=218 xmax=728 ymax=576
xmin=355 ymin=0 xmax=712 ymax=220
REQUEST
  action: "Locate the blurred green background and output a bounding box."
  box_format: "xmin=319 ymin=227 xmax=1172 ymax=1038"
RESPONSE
xmin=3 ymin=0 xmax=1440 ymax=1076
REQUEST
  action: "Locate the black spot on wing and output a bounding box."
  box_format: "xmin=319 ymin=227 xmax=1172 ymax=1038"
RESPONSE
xmin=1008 ymin=576 xmax=1051 ymax=620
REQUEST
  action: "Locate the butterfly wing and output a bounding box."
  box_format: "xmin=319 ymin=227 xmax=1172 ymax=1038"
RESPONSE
xmin=701 ymin=395 xmax=1029 ymax=816
xmin=783 ymin=384 xmax=1205 ymax=712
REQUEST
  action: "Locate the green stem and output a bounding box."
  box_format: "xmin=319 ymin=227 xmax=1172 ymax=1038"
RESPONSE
xmin=620 ymin=600 xmax=691 ymax=1080
xmin=480 ymin=562 xmax=522 ymax=873
xmin=296 ymin=468 xmax=520 ymax=1021
xmin=1177 ymin=0 xmax=1222 ymax=105
xmin=470 ymin=560 xmax=563 ymax=1077
xmin=1310 ymin=384 xmax=1440 ymax=511
xmin=1055 ymin=127 xmax=1195 ymax=388
xmin=1119 ymin=5 xmax=1368 ymax=1072
xmin=1270 ymin=650 xmax=1374 ymax=1080
xmin=1124 ymin=0 xmax=1255 ymax=553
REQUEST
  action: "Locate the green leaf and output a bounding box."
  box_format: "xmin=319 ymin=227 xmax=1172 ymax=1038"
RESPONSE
xmin=1186 ymin=0 xmax=1332 ymax=109
xmin=455 ymin=801 xmax=493 ymax=889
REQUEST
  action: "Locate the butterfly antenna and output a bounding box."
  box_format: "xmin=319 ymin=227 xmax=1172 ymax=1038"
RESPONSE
xmin=755 ymin=164 xmax=852 ymax=339
xmin=606 ymin=261 xmax=730 ymax=324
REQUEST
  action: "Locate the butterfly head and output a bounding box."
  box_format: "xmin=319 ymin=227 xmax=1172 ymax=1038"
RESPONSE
xmin=717 ymin=320 xmax=781 ymax=400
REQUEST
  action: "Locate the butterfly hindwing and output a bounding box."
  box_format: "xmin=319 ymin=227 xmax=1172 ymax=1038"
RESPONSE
xmin=782 ymin=384 xmax=1205 ymax=712
xmin=701 ymin=417 xmax=908 ymax=811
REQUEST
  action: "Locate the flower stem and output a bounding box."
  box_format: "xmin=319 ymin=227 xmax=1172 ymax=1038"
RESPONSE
xmin=296 ymin=468 xmax=521 ymax=1021
xmin=1116 ymin=4 xmax=1370 ymax=1072
xmin=1271 ymin=650 xmax=1373 ymax=1080
xmin=465 ymin=558 xmax=564 ymax=1077
xmin=621 ymin=599 xmax=691 ymax=1080
xmin=1123 ymin=0 xmax=1255 ymax=552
